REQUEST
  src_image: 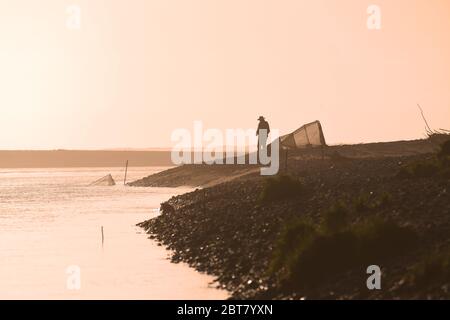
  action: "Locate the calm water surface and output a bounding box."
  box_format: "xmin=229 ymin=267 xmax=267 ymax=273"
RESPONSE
xmin=0 ymin=167 xmax=228 ymax=299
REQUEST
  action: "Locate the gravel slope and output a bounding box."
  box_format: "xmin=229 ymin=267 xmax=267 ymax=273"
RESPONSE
xmin=138 ymin=153 xmax=450 ymax=299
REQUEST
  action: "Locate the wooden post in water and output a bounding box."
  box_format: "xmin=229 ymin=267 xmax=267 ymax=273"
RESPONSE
xmin=123 ymin=160 xmax=129 ymax=185
xmin=101 ymin=226 xmax=104 ymax=246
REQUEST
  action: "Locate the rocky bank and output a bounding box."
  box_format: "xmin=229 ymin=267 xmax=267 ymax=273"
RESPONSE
xmin=135 ymin=139 xmax=450 ymax=299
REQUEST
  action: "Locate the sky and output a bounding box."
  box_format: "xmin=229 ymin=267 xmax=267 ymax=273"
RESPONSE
xmin=0 ymin=0 xmax=449 ymax=149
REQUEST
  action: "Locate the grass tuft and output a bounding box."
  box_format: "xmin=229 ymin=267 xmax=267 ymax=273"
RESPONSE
xmin=406 ymin=249 xmax=450 ymax=289
xmin=321 ymin=201 xmax=349 ymax=234
xmin=270 ymin=211 xmax=417 ymax=290
xmin=270 ymin=219 xmax=318 ymax=274
xmin=438 ymin=140 xmax=450 ymax=158
xmin=397 ymin=140 xmax=450 ymax=179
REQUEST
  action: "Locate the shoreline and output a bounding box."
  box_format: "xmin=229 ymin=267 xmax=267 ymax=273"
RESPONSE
xmin=135 ymin=137 xmax=450 ymax=299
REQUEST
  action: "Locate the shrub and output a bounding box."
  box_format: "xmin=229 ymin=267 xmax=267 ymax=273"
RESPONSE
xmin=271 ymin=215 xmax=417 ymax=290
xmin=397 ymin=140 xmax=450 ymax=179
xmin=438 ymin=139 xmax=450 ymax=158
xmin=411 ymin=161 xmax=440 ymax=177
xmin=396 ymin=159 xmax=440 ymax=178
xmin=377 ymin=191 xmax=393 ymax=208
xmin=438 ymin=140 xmax=450 ymax=176
xmin=406 ymin=250 xmax=450 ymax=289
xmin=259 ymin=175 xmax=303 ymax=203
xmin=348 ymin=192 xmax=393 ymax=214
xmin=353 ymin=193 xmax=371 ymax=212
xmin=352 ymin=218 xmax=418 ymax=262
xmin=288 ymin=230 xmax=359 ymax=286
xmin=270 ymin=220 xmax=318 ymax=274
xmin=321 ymin=202 xmax=349 ymax=234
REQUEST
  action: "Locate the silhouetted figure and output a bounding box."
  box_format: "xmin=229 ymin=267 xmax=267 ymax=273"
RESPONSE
xmin=256 ymin=116 xmax=270 ymax=163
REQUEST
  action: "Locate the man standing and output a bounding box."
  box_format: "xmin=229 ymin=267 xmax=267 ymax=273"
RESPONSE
xmin=256 ymin=116 xmax=270 ymax=163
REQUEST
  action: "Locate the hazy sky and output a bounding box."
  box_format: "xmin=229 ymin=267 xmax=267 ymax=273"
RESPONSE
xmin=0 ymin=0 xmax=449 ymax=149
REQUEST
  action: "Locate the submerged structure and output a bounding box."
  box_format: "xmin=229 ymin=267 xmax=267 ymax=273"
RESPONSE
xmin=89 ymin=174 xmax=116 ymax=186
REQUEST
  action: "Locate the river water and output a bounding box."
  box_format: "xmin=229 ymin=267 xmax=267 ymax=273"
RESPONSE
xmin=0 ymin=167 xmax=228 ymax=299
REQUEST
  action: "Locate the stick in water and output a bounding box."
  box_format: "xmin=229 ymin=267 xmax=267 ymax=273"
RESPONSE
xmin=101 ymin=226 xmax=104 ymax=246
xmin=123 ymin=160 xmax=129 ymax=186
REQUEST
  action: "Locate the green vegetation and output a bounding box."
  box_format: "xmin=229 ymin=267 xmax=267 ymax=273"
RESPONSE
xmin=397 ymin=140 xmax=450 ymax=179
xmin=406 ymin=249 xmax=450 ymax=289
xmin=348 ymin=191 xmax=393 ymax=213
xmin=259 ymin=175 xmax=303 ymax=203
xmin=396 ymin=159 xmax=441 ymax=178
xmin=269 ymin=220 xmax=318 ymax=274
xmin=352 ymin=193 xmax=371 ymax=213
xmin=270 ymin=203 xmax=417 ymax=290
xmin=438 ymin=139 xmax=450 ymax=158
xmin=321 ymin=201 xmax=349 ymax=234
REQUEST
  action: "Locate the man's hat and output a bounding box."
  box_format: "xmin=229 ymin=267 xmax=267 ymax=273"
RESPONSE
xmin=258 ymin=116 xmax=265 ymax=121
